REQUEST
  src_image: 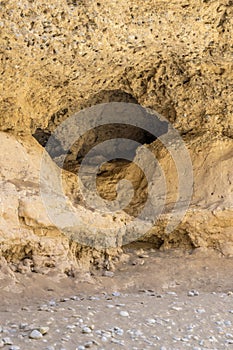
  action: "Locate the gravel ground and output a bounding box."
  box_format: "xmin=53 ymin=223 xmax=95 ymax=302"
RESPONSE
xmin=1 ymin=290 xmax=233 ymax=350
xmin=1 ymin=246 xmax=233 ymax=350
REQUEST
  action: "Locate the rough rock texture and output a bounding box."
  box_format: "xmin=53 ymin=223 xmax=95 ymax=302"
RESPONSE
xmin=1 ymin=0 xmax=232 ymax=136
xmin=0 ymin=132 xmax=123 ymax=273
xmin=0 ymin=0 xmax=232 ymax=270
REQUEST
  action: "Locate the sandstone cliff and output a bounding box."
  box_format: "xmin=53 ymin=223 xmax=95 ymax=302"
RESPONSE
xmin=0 ymin=0 xmax=232 ymax=273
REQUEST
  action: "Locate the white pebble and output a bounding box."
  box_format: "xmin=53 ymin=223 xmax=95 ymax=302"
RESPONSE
xmin=82 ymin=326 xmax=92 ymax=334
xmin=119 ymin=311 xmax=129 ymax=317
xmin=171 ymin=306 xmax=182 ymax=311
xmin=101 ymin=336 xmax=108 ymax=342
xmin=113 ymin=327 xmax=124 ymax=335
xmin=188 ymin=290 xmax=199 ymax=297
xmin=29 ymin=330 xmax=43 ymax=339
xmin=146 ymin=318 xmax=156 ymax=325
xmin=2 ymin=338 xmax=13 ymax=345
xmin=196 ymin=308 xmax=206 ymax=314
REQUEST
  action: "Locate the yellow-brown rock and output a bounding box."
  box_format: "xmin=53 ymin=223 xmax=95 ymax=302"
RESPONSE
xmin=0 ymin=0 xmax=232 ymax=271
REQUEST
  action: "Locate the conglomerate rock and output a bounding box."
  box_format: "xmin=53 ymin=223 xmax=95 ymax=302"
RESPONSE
xmin=0 ymin=0 xmax=232 ymax=271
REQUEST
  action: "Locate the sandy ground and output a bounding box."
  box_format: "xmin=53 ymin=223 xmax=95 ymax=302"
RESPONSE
xmin=1 ymin=245 xmax=233 ymax=350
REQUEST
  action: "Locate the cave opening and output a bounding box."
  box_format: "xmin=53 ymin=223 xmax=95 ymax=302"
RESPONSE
xmin=33 ymin=91 xmax=169 ymax=219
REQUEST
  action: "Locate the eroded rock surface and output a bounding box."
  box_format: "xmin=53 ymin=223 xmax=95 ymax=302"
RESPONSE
xmin=0 ymin=0 xmax=232 ymax=271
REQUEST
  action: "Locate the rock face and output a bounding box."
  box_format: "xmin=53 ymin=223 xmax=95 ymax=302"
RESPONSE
xmin=0 ymin=0 xmax=232 ymax=271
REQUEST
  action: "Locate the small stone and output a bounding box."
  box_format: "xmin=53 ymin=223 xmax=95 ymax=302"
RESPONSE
xmin=29 ymin=330 xmax=43 ymax=339
xmin=9 ymin=346 xmax=20 ymax=350
xmin=38 ymin=305 xmax=49 ymax=311
xmin=181 ymin=337 xmax=190 ymax=342
xmin=76 ymin=346 xmax=85 ymax=350
xmin=113 ymin=327 xmax=124 ymax=336
xmin=62 ymin=337 xmax=70 ymax=342
xmin=44 ymin=347 xmax=55 ymax=350
xmin=173 ymin=336 xmax=181 ymax=341
xmin=48 ymin=300 xmax=56 ymax=307
xmin=101 ymin=331 xmax=112 ymax=338
xmin=188 ymin=290 xmax=199 ymax=297
xmin=112 ymin=292 xmax=121 ymax=297
xmin=151 ymin=335 xmax=160 ymax=340
xmin=101 ymin=336 xmax=108 ymax=342
xmin=0 ymin=340 xmax=4 ymax=348
xmin=119 ymin=311 xmax=129 ymax=317
xmin=111 ymin=338 xmax=124 ymax=345
xmin=66 ymin=325 xmax=76 ymax=330
xmin=102 ymin=271 xmax=114 ymax=277
xmin=9 ymin=324 xmax=18 ymax=329
xmin=171 ymin=306 xmax=182 ymax=311
xmin=209 ymin=335 xmax=217 ymax=342
xmin=146 ymin=318 xmax=156 ymax=325
xmin=39 ymin=327 xmax=49 ymax=335
xmin=60 ymin=298 xmax=70 ymax=302
xmin=82 ymin=326 xmax=92 ymax=334
xmin=166 ymin=292 xmax=177 ymax=296
xmin=138 ymin=254 xmax=149 ymax=258
xmin=19 ymin=323 xmax=29 ymax=330
xmin=21 ymin=306 xmax=30 ymax=311
xmin=2 ymin=338 xmax=13 ymax=345
xmin=196 ymin=308 xmax=206 ymax=314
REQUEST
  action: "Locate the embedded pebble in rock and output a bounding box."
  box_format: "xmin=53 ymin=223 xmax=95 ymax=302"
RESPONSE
xmin=9 ymin=346 xmax=21 ymax=350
